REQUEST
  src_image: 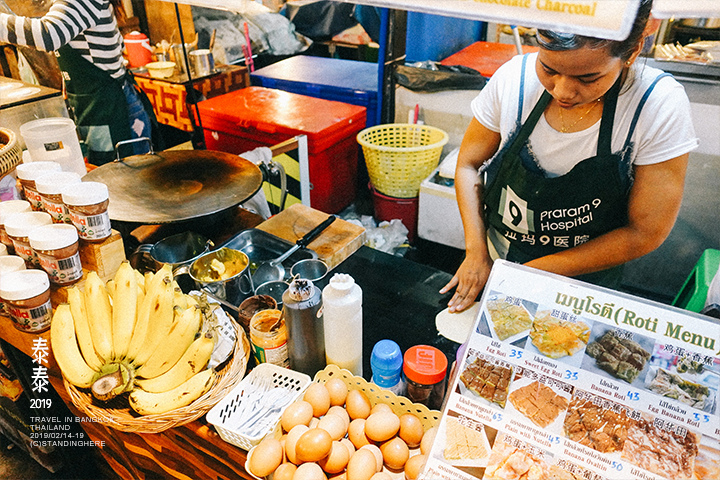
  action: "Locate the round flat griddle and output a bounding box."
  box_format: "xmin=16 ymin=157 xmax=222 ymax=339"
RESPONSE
xmin=83 ymin=150 xmax=263 ymax=224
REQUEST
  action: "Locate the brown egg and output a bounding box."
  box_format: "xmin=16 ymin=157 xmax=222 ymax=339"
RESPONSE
xmin=348 ymin=418 xmax=371 ymax=449
xmin=304 ymin=383 xmax=331 ymax=417
xmin=358 ymin=445 xmax=383 ymax=472
xmin=274 ymin=462 xmax=298 ymax=480
xmin=340 ymin=437 xmax=356 ymax=457
xmin=309 ymin=417 xmax=321 ymax=429
xmin=380 ymin=437 xmax=409 ymax=470
xmin=404 ymin=454 xmax=427 ymax=480
xmin=282 ymin=401 xmax=315 ymax=432
xmin=327 ymin=405 xmax=350 ymax=429
xmin=293 ymin=462 xmax=327 ymax=480
xmin=296 ymin=428 xmax=333 ymax=463
xmin=328 ymin=472 xmax=348 ymax=480
xmin=364 ymin=412 xmax=400 ymax=442
xmin=398 ymin=414 xmax=424 ymax=448
xmin=345 ymin=390 xmax=371 ymax=420
xmin=317 ymin=413 xmax=347 ymax=441
xmin=247 ymin=437 xmax=283 ymax=477
xmin=318 ymin=440 xmax=350 ymax=474
xmin=325 ymin=378 xmax=348 ymax=406
xmin=346 ymin=449 xmax=378 ymax=480
xmin=370 ymin=403 xmax=393 ymax=415
xmin=370 ymin=473 xmax=392 ymax=480
xmin=286 ymin=424 xmax=310 ymax=464
xmin=419 ymin=426 xmax=437 ymax=456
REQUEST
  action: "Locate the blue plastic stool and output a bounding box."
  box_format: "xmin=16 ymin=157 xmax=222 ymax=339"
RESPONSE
xmin=672 ymin=249 xmax=720 ymax=312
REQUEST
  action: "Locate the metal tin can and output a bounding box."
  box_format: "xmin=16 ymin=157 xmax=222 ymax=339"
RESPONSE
xmin=282 ymin=277 xmax=326 ymax=376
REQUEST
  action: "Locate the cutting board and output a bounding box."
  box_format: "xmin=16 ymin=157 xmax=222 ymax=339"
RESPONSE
xmin=257 ymin=204 xmax=366 ymax=270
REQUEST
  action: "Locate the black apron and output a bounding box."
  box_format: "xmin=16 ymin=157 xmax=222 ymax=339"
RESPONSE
xmin=482 ymin=56 xmax=670 ymax=288
xmin=56 ymin=44 xmax=132 ymax=165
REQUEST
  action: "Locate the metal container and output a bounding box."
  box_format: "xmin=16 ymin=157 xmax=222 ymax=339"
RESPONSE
xmin=175 ymin=247 xmax=254 ymax=306
xmin=289 ymin=259 xmax=329 ymax=290
xmin=131 ymin=231 xmax=212 ymax=272
xmin=282 ymin=278 xmax=325 ymax=376
xmin=190 ymin=49 xmax=215 ymax=77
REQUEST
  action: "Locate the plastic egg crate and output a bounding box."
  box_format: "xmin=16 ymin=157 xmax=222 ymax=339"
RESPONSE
xmin=245 ymin=364 xmax=442 ymax=479
xmin=206 ymin=363 xmax=311 ymax=451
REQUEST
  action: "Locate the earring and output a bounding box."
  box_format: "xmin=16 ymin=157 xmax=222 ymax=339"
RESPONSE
xmin=626 ymin=60 xmax=632 ymax=66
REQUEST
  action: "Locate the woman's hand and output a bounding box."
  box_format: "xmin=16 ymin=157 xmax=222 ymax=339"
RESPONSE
xmin=440 ymin=251 xmax=494 ymax=312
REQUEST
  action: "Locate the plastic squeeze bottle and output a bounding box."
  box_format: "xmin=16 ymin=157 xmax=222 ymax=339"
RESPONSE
xmin=322 ymin=273 xmax=363 ymax=376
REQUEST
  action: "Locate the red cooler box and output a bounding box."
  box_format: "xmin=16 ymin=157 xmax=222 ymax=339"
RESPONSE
xmin=198 ymin=87 xmax=367 ymax=213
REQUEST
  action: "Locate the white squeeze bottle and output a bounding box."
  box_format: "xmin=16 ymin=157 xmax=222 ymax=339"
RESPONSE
xmin=322 ymin=273 xmax=363 ymax=376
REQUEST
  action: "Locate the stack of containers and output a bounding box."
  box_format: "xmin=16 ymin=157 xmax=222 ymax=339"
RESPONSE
xmin=197 ymin=87 xmax=366 ymax=214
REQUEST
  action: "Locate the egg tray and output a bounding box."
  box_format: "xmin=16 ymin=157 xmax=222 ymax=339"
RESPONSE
xmin=206 ymin=363 xmax=312 ymax=451
xmin=244 ymin=364 xmax=443 ymax=479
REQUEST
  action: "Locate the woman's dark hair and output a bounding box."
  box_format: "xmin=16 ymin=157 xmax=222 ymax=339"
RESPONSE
xmin=536 ymin=0 xmax=653 ymax=60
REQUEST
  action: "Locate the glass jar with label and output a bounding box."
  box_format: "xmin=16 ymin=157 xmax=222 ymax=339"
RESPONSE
xmin=15 ymin=161 xmax=62 ymax=211
xmin=0 ymin=255 xmax=26 ymax=314
xmin=0 ymin=269 xmax=52 ymax=333
xmin=35 ymin=171 xmax=82 ymax=224
xmin=403 ymin=345 xmax=448 ymax=410
xmin=249 ymin=309 xmax=290 ymax=368
xmin=29 ymin=224 xmax=83 ymax=285
xmin=4 ymin=211 xmax=53 ymax=268
xmin=0 ymin=200 xmax=32 ymax=252
xmin=61 ymin=181 xmax=111 ymax=242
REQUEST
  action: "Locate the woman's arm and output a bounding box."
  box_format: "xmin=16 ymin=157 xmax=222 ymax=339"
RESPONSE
xmin=440 ymin=118 xmax=502 ymax=312
xmin=0 ymin=0 xmax=100 ymax=51
xmin=525 ymin=153 xmax=689 ymax=276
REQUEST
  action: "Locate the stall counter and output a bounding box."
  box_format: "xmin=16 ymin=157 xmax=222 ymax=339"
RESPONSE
xmin=0 ymin=246 xmax=457 ymax=479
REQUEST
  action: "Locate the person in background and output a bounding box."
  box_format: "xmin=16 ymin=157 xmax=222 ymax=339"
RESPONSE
xmin=0 ymin=0 xmax=159 ymax=165
xmin=441 ymin=0 xmax=698 ymax=312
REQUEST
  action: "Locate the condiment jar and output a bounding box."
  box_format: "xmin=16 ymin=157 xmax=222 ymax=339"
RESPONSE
xmin=371 ymin=339 xmax=405 ymax=396
xmin=0 ymin=269 xmax=52 ymax=333
xmin=0 ymin=200 xmax=32 ymax=251
xmin=249 ymin=309 xmax=289 ymax=368
xmin=15 ymin=161 xmax=62 ymax=211
xmin=4 ymin=211 xmax=52 ymax=268
xmin=35 ymin=171 xmax=82 ymax=224
xmin=29 ymin=224 xmax=83 ymax=285
xmin=61 ymin=181 xmax=111 ymax=242
xmin=0 ymin=255 xmax=26 ymax=314
xmin=403 ymin=345 xmax=448 ymax=410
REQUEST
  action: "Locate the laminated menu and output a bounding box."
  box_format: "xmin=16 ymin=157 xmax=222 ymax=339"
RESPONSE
xmin=424 ymin=261 xmax=720 ymax=480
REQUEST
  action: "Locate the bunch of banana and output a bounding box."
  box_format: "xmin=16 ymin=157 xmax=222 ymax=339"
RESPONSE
xmin=50 ymin=262 xmax=219 ymax=416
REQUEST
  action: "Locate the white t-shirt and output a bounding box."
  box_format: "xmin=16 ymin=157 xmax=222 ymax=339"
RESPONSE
xmin=471 ymin=53 xmax=698 ymax=177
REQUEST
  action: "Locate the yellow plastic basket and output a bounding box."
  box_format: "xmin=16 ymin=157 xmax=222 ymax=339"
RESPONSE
xmin=357 ymin=123 xmax=448 ymax=198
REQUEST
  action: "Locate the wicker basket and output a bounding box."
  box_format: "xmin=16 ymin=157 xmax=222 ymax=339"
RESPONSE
xmin=0 ymin=128 xmax=22 ymax=177
xmin=64 ymin=325 xmax=250 ymax=434
xmin=357 ymin=123 xmax=448 ymax=198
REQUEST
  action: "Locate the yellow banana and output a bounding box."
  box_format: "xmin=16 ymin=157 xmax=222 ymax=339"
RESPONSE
xmin=129 ymin=368 xmax=216 ymax=415
xmin=125 ymin=265 xmax=170 ymax=362
xmin=135 ymin=330 xmax=215 ymax=393
xmin=136 ymin=305 xmax=202 ymax=379
xmin=135 ymin=269 xmax=145 ymax=292
xmin=51 ymin=304 xmax=98 ymax=388
xmin=66 ymin=286 xmax=103 ymax=371
xmin=111 ymin=261 xmax=138 ymax=360
xmin=172 ymin=280 xmax=187 ymax=311
xmin=106 ymin=279 xmax=115 ymax=303
xmin=132 ymin=275 xmax=175 ymax=367
xmin=84 ymin=271 xmax=113 ymax=362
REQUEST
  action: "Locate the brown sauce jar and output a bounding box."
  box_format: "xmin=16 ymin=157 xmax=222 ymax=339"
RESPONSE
xmin=29 ymin=224 xmax=82 ymax=285
xmin=0 ymin=269 xmax=52 ymax=333
xmin=61 ymin=181 xmax=111 ymax=242
xmin=0 ymin=200 xmax=32 ymax=252
xmin=35 ymin=171 xmax=82 ymax=224
xmin=15 ymin=162 xmax=62 ymax=211
xmin=4 ymin=211 xmax=52 ymax=268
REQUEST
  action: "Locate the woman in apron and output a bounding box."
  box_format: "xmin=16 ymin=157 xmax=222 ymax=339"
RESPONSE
xmin=442 ymin=0 xmax=698 ymax=312
xmin=0 ymin=0 xmax=158 ymax=165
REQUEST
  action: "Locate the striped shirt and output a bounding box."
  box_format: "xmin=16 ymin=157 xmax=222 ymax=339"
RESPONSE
xmin=0 ymin=0 xmax=126 ymax=79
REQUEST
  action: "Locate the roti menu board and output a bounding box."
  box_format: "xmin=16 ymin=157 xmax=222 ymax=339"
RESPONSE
xmin=424 ymin=261 xmax=720 ymax=480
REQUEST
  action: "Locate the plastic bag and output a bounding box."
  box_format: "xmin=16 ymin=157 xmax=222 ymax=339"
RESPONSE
xmin=395 ymin=64 xmax=487 ymax=92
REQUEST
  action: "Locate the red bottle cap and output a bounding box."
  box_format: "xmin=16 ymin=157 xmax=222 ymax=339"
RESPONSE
xmin=403 ymin=345 xmax=447 ymax=385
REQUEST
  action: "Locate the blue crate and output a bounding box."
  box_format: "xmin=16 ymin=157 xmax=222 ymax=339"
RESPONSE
xmin=251 ymin=55 xmax=379 ymax=127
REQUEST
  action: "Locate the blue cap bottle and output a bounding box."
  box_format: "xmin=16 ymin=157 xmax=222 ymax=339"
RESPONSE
xmin=371 ymin=340 xmax=405 ymax=396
